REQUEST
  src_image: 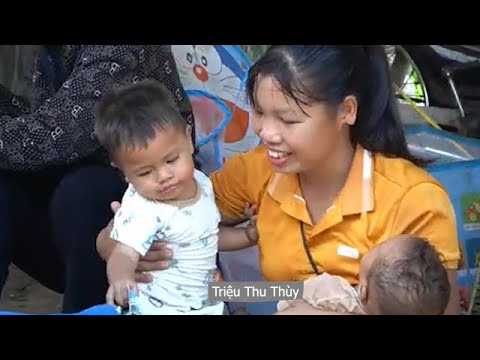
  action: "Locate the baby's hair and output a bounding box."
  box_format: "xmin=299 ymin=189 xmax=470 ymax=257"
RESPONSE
xmin=94 ymin=79 xmax=188 ymax=156
xmin=368 ymin=236 xmax=450 ymax=315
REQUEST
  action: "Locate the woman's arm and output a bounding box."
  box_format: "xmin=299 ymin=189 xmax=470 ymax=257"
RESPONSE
xmin=218 ymin=204 xmax=258 ymax=251
xmin=0 ymin=45 xmax=193 ymax=172
xmin=444 ymin=269 xmax=460 ymax=315
xmin=0 ymin=46 xmax=175 ymax=171
xmin=210 ymin=146 xmax=271 ymax=224
xmin=218 ymin=226 xmax=257 ymax=251
xmin=390 ymin=182 xmax=462 ymax=315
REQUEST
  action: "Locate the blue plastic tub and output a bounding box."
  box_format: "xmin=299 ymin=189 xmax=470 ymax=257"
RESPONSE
xmin=405 ymin=125 xmax=480 ymax=269
xmin=0 ymin=303 xmax=120 ymax=315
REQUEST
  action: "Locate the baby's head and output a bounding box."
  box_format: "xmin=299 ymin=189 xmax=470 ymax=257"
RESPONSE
xmin=358 ymin=235 xmax=450 ymax=315
xmin=95 ymin=79 xmax=195 ymax=202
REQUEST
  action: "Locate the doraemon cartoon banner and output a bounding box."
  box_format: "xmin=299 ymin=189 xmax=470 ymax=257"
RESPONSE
xmin=172 ymin=45 xmax=261 ymax=175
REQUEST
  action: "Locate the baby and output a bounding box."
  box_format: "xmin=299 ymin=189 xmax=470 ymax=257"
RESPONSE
xmin=94 ymin=79 xmax=223 ymax=315
xmin=278 ymin=235 xmax=451 ymax=315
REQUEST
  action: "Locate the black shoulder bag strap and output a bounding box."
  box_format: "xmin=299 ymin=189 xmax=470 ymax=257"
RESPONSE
xmin=299 ymin=221 xmax=320 ymax=275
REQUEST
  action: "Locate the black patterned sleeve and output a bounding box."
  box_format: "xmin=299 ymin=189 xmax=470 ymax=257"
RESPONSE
xmin=0 ymin=45 xmax=194 ymax=172
xmin=0 ymin=86 xmax=30 ymax=117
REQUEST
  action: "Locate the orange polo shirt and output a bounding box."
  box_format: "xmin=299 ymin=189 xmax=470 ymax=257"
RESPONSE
xmin=210 ymin=144 xmax=461 ymax=285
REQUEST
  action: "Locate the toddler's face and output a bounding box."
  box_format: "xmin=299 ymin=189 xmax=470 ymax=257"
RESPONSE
xmin=115 ymin=125 xmax=196 ymax=202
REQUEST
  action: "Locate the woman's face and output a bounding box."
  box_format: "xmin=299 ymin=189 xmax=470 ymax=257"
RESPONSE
xmin=251 ymin=75 xmax=355 ymax=175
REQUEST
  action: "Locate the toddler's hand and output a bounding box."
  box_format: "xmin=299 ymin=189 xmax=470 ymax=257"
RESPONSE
xmin=244 ymin=203 xmax=258 ymax=244
xmin=106 ymin=278 xmax=138 ymax=307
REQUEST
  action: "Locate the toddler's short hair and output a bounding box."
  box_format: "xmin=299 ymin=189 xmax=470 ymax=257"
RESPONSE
xmin=94 ymin=79 xmax=188 ymax=156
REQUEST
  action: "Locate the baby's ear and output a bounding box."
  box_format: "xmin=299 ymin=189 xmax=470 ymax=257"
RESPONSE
xmin=357 ymin=284 xmax=368 ymax=304
xmin=186 ymin=124 xmax=193 ymax=142
xmin=185 ymin=125 xmax=195 ymax=153
xmin=110 ymin=161 xmax=124 ymax=174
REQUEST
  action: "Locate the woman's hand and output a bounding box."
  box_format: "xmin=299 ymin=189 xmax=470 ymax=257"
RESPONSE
xmin=135 ymin=241 xmax=173 ymax=283
xmin=244 ymin=203 xmax=258 ymax=244
xmin=96 ymin=201 xmax=174 ymax=283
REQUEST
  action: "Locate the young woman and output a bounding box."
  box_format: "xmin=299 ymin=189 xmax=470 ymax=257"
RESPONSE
xmin=98 ymin=45 xmax=460 ymax=314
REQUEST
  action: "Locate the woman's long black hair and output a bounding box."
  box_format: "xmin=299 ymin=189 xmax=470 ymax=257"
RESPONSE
xmin=246 ymin=45 xmax=428 ymax=167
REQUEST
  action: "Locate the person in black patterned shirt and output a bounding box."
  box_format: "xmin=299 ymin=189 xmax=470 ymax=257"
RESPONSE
xmin=0 ymin=45 xmax=196 ymax=313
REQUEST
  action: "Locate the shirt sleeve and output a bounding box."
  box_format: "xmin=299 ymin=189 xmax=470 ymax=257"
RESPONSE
xmin=390 ymin=182 xmax=461 ymax=269
xmin=210 ymin=146 xmax=271 ymax=222
xmin=110 ymin=190 xmax=164 ymax=257
xmin=0 ymin=45 xmax=194 ymax=172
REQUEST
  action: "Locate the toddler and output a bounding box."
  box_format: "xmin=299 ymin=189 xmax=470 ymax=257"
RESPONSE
xmin=95 ymin=79 xmax=223 ymax=315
